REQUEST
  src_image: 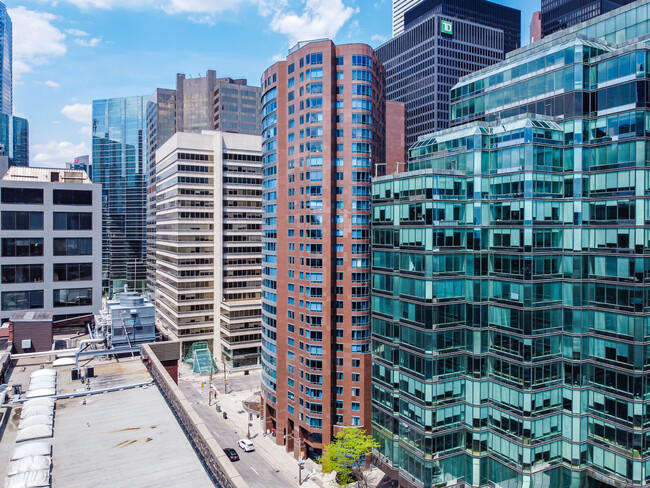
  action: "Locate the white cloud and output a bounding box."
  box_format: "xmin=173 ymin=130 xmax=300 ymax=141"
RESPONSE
xmin=187 ymin=15 xmax=215 ymax=25
xmin=61 ymin=103 xmax=92 ymax=123
xmin=80 ymin=126 xmax=92 ymax=136
xmin=75 ymin=36 xmax=102 ymax=47
xmin=46 ymin=0 xmax=357 ymax=44
xmin=49 ymin=0 xmax=247 ymax=12
xmin=66 ymin=28 xmax=89 ymax=36
xmin=262 ymin=0 xmax=357 ymax=46
xmin=31 ymin=140 xmax=90 ymax=168
xmin=49 ymin=0 xmax=152 ymax=8
xmin=162 ymin=0 xmax=247 ymax=15
xmin=271 ymin=51 xmax=284 ymax=62
xmin=371 ymin=34 xmax=387 ymax=43
xmin=9 ymin=7 xmax=66 ymax=78
xmin=44 ymin=80 xmax=61 ymax=88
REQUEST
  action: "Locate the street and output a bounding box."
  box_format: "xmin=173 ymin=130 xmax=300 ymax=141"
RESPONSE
xmin=177 ymin=371 xmax=300 ymax=488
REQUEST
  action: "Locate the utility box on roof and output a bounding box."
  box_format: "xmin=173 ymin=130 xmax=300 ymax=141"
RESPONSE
xmin=10 ymin=311 xmax=53 ymax=353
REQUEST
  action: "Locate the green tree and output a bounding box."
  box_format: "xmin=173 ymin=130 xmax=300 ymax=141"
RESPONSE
xmin=322 ymin=428 xmax=379 ymax=487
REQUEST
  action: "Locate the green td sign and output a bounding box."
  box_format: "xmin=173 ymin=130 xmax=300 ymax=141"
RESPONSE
xmin=441 ymin=20 xmax=453 ymax=35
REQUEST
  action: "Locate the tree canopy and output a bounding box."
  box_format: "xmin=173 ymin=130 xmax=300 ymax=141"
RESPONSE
xmin=321 ymin=428 xmax=379 ymax=486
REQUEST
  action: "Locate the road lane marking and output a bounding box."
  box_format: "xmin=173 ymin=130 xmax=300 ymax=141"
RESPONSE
xmin=250 ymin=467 xmax=260 ymax=476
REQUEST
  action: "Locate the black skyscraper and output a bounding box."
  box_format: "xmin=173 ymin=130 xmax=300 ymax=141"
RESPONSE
xmin=541 ymin=0 xmax=635 ymax=37
xmin=377 ymin=0 xmax=520 ymax=146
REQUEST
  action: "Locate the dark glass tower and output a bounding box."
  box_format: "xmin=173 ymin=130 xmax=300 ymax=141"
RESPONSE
xmin=541 ymin=0 xmax=635 ymax=37
xmin=402 ymin=0 xmax=521 ymax=53
xmin=377 ymin=7 xmax=511 ymax=146
xmin=92 ymin=96 xmax=147 ymax=297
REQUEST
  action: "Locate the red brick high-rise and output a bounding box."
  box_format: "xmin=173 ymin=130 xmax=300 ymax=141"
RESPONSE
xmin=260 ymin=40 xmax=402 ymax=459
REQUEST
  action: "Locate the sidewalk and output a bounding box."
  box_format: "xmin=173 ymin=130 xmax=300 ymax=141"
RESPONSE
xmin=181 ymin=365 xmax=327 ymax=488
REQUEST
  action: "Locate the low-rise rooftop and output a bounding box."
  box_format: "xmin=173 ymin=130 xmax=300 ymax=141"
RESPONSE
xmin=0 ymin=355 xmax=214 ymax=487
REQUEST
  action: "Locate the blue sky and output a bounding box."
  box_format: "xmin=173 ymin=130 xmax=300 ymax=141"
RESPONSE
xmin=9 ymin=0 xmax=538 ymax=167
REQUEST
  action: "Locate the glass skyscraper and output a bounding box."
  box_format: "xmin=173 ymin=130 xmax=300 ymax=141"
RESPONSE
xmin=372 ymin=1 xmax=650 ymax=486
xmin=0 ymin=2 xmax=11 ymax=117
xmin=92 ymin=96 xmax=147 ymax=297
xmin=0 ymin=114 xmax=29 ymax=167
xmin=541 ymin=0 xmax=635 ymax=38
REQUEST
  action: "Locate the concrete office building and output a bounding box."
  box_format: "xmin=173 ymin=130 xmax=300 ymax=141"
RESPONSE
xmin=214 ymin=77 xmax=262 ymax=135
xmin=372 ymin=1 xmax=650 ymax=486
xmin=378 ymin=0 xmax=519 ymax=146
xmin=541 ymin=0 xmax=635 ymax=37
xmin=155 ymin=131 xmax=262 ymax=365
xmin=0 ymin=167 xmax=101 ymax=325
xmin=392 ymin=0 xmax=423 ymax=37
xmin=92 ymin=95 xmax=147 ymax=297
xmin=145 ymin=74 xmax=261 ymax=295
xmin=260 ymin=39 xmax=405 ymax=459
xmin=146 ymin=88 xmax=176 ymax=295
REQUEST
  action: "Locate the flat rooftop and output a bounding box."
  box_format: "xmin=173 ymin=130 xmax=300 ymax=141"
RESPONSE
xmin=1 ymin=355 xmax=214 ymax=487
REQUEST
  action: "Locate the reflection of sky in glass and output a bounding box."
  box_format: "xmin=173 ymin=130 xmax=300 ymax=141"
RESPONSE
xmin=92 ymin=96 xmax=147 ymax=295
xmin=0 ymin=4 xmax=11 ymax=117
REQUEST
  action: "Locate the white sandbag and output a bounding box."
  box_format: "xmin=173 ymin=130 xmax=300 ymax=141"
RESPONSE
xmin=7 ymin=455 xmax=51 ymax=476
xmin=24 ymin=389 xmax=55 ymax=399
xmin=20 ymin=406 xmax=53 ymax=420
xmin=19 ymin=415 xmax=53 ymax=430
xmin=15 ymin=425 xmax=53 ymax=442
xmin=5 ymin=469 xmax=50 ymax=487
xmin=22 ymin=398 xmax=54 ymax=410
xmin=11 ymin=442 xmax=51 ymax=460
xmin=29 ymin=369 xmax=56 ymax=379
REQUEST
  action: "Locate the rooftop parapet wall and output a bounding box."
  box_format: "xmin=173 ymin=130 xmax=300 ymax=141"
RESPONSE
xmin=141 ymin=343 xmax=249 ymax=488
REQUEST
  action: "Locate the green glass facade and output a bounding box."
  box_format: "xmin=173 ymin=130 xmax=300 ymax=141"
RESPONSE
xmin=371 ymin=2 xmax=650 ymax=486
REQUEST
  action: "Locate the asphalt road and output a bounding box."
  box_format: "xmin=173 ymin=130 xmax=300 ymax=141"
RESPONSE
xmin=178 ymin=377 xmax=293 ymax=488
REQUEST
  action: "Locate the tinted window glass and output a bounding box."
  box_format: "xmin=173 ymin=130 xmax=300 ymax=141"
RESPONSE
xmin=1 ymin=188 xmax=43 ymax=204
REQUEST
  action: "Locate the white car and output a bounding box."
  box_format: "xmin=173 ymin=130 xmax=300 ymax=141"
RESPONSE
xmin=238 ymin=439 xmax=255 ymax=452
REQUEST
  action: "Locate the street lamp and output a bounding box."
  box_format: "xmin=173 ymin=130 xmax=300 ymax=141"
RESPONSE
xmin=284 ymin=433 xmax=305 ymax=486
xmin=223 ymin=359 xmax=228 ymax=394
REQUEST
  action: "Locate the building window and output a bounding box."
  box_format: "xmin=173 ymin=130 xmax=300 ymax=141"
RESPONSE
xmin=53 ymin=263 xmax=93 ymax=282
xmin=1 ymin=188 xmax=43 ymax=204
xmin=1 ymin=211 xmax=43 ymax=230
xmin=1 ymin=264 xmax=44 ymax=284
xmin=1 ymin=238 xmax=43 ymax=257
xmin=351 ymin=416 xmax=360 ymax=426
xmin=53 ymin=288 xmax=92 ymax=307
xmin=1 ymin=290 xmax=44 ymax=310
xmin=53 ymin=212 xmax=92 ymax=230
xmin=53 ymin=238 xmax=92 ymax=256
xmin=53 ymin=190 xmax=92 ymax=205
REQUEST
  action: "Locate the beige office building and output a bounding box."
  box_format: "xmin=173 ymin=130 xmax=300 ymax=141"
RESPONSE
xmin=154 ymin=131 xmax=262 ymax=366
